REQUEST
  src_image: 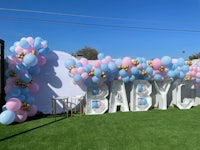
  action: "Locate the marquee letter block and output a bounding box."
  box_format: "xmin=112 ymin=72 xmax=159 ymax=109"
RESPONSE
xmin=154 ymin=78 xmax=173 ymax=110
xmin=130 ymin=80 xmax=152 ymax=111
xmin=172 ymin=80 xmax=194 ymax=109
xmin=85 ymin=83 xmax=109 ymax=115
xmin=109 ymin=80 xmax=129 ymax=113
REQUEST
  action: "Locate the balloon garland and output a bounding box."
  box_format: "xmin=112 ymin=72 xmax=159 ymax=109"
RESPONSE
xmin=65 ymin=53 xmax=200 ymax=88
xmin=0 ymin=37 xmax=50 ymax=125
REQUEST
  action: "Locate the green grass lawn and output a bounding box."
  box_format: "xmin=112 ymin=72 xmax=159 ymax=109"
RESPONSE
xmin=0 ymin=107 xmax=200 ymax=150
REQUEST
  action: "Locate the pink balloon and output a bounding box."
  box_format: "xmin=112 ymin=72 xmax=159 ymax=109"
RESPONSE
xmin=137 ymin=64 xmax=143 ymax=69
xmin=105 ymin=56 xmax=112 ymax=62
xmin=92 ymin=60 xmax=101 ymax=68
xmin=15 ymin=109 xmax=28 ymax=123
xmin=28 ymin=105 xmax=38 ymax=117
xmin=172 ymin=59 xmax=178 ymax=63
xmin=152 ymin=58 xmax=162 ymax=70
xmin=79 ymin=58 xmax=88 ymax=66
xmin=71 ymin=68 xmax=78 ymax=76
xmin=101 ymin=58 xmax=108 ymax=64
xmin=28 ymin=82 xmax=39 ymax=93
xmin=196 ymin=72 xmax=200 ymax=78
xmin=77 ymin=67 xmax=84 ymax=74
xmin=6 ymin=98 xmax=22 ymax=111
xmin=122 ymin=57 xmax=132 ymax=67
xmin=15 ymin=45 xmax=23 ymax=54
xmin=26 ymin=37 xmax=34 ymax=46
xmin=81 ymin=72 xmax=89 ymax=80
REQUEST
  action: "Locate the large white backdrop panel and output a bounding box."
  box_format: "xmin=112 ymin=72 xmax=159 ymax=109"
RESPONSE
xmin=34 ymin=50 xmax=85 ymax=114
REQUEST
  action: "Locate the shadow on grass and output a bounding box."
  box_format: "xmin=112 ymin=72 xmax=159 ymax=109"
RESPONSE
xmin=0 ymin=115 xmax=67 ymax=142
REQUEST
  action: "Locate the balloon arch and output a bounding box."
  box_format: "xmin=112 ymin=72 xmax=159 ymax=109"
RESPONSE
xmin=1 ymin=36 xmax=200 ymax=125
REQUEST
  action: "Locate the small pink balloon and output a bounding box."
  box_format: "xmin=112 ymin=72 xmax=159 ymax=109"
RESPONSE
xmin=122 ymin=57 xmax=132 ymax=67
xmin=137 ymin=64 xmax=143 ymax=69
xmin=79 ymin=58 xmax=88 ymax=66
xmin=105 ymin=56 xmax=112 ymax=62
xmin=101 ymin=58 xmax=108 ymax=64
xmin=28 ymin=104 xmax=38 ymax=117
xmin=196 ymin=72 xmax=200 ymax=78
xmin=92 ymin=60 xmax=101 ymax=68
xmin=152 ymin=58 xmax=162 ymax=70
xmin=6 ymin=98 xmax=22 ymax=111
xmin=26 ymin=37 xmax=34 ymax=46
xmin=71 ymin=68 xmax=78 ymax=76
xmin=77 ymin=67 xmax=84 ymax=74
xmin=28 ymin=82 xmax=39 ymax=93
xmin=81 ymin=72 xmax=89 ymax=80
xmin=15 ymin=45 xmax=23 ymax=54
xmin=15 ymin=109 xmax=28 ymax=123
xmin=172 ymin=59 xmax=178 ymax=63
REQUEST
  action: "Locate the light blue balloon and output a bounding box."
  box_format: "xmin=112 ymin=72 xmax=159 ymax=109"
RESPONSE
xmin=20 ymin=40 xmax=29 ymax=49
xmin=161 ymin=56 xmax=172 ymax=67
xmin=196 ymin=78 xmax=200 ymax=83
xmin=137 ymin=84 xmax=143 ymax=92
xmin=131 ymin=67 xmax=139 ymax=75
xmin=154 ymin=74 xmax=162 ymax=81
xmin=167 ymin=70 xmax=175 ymax=78
xmin=23 ymin=54 xmax=38 ymax=67
xmin=122 ymin=76 xmax=129 ymax=83
xmin=146 ymin=67 xmax=153 ymax=74
xmin=129 ymin=75 xmax=135 ymax=82
xmin=182 ymin=65 xmax=189 ymax=73
xmin=92 ymin=76 xmax=100 ymax=84
xmin=115 ymin=59 xmax=122 ymax=66
xmin=38 ymin=48 xmax=49 ymax=54
xmin=100 ymin=63 xmax=109 ymax=72
xmin=64 ymin=58 xmax=76 ymax=69
xmin=177 ymin=58 xmax=185 ymax=66
xmin=179 ymin=71 xmax=185 ymax=79
xmin=0 ymin=110 xmax=15 ymax=125
xmin=97 ymin=53 xmax=104 ymax=60
xmin=92 ymin=101 xmax=98 ymax=108
xmin=2 ymin=105 xmax=7 ymax=111
xmin=10 ymin=87 xmax=21 ymax=97
xmin=141 ymin=98 xmax=147 ymax=105
xmin=92 ymin=87 xmax=99 ymax=95
xmin=34 ymin=37 xmax=43 ymax=49
xmin=94 ymin=68 xmax=102 ymax=77
xmin=119 ymin=69 xmax=127 ymax=77
xmin=9 ymin=46 xmax=16 ymax=53
xmin=108 ymin=62 xmax=117 ymax=73
xmin=21 ymin=73 xmax=32 ymax=83
xmin=73 ymin=74 xmax=82 ymax=83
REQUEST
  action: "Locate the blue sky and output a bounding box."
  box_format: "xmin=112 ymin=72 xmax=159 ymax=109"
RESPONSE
xmin=1 ymin=0 xmax=200 ymax=59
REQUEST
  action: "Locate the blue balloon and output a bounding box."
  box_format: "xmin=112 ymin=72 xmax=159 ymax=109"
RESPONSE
xmin=141 ymin=98 xmax=147 ymax=105
xmin=97 ymin=53 xmax=104 ymax=60
xmin=23 ymin=54 xmax=38 ymax=67
xmin=84 ymin=78 xmax=92 ymax=87
xmin=0 ymin=110 xmax=15 ymax=125
xmin=182 ymin=65 xmax=189 ymax=73
xmin=196 ymin=78 xmax=200 ymax=83
xmin=92 ymin=87 xmax=99 ymax=95
xmin=26 ymin=96 xmax=35 ymax=104
xmin=122 ymin=76 xmax=129 ymax=83
xmin=129 ymin=75 xmax=135 ymax=82
xmin=177 ymin=58 xmax=185 ymax=66
xmin=141 ymin=63 xmax=147 ymax=70
xmin=161 ymin=56 xmax=172 ymax=67
xmin=108 ymin=62 xmax=117 ymax=73
xmin=92 ymin=101 xmax=98 ymax=108
xmin=20 ymin=40 xmax=29 ymax=49
xmin=10 ymin=87 xmax=21 ymax=97
xmin=137 ymin=84 xmax=143 ymax=92
xmin=9 ymin=46 xmax=16 ymax=53
xmin=131 ymin=67 xmax=139 ymax=75
xmin=34 ymin=37 xmax=43 ymax=49
xmin=178 ymin=71 xmax=185 ymax=79
xmin=21 ymin=73 xmax=32 ymax=83
xmin=154 ymin=74 xmax=162 ymax=81
xmin=115 ymin=59 xmax=122 ymax=66
xmin=64 ymin=58 xmax=76 ymax=69
xmin=100 ymin=63 xmax=109 ymax=72
xmin=2 ymin=105 xmax=7 ymax=111
xmin=38 ymin=48 xmax=49 ymax=54
xmin=119 ymin=69 xmax=127 ymax=77
xmin=167 ymin=70 xmax=175 ymax=78
xmin=94 ymin=68 xmax=102 ymax=77
xmin=92 ymin=76 xmax=100 ymax=84
xmin=73 ymin=74 xmax=82 ymax=83
xmin=146 ymin=67 xmax=153 ymax=74
xmin=76 ymin=62 xmax=83 ymax=68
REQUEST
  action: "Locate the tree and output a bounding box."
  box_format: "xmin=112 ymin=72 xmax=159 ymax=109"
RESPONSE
xmin=188 ymin=52 xmax=200 ymax=60
xmin=72 ymin=46 xmax=98 ymax=60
